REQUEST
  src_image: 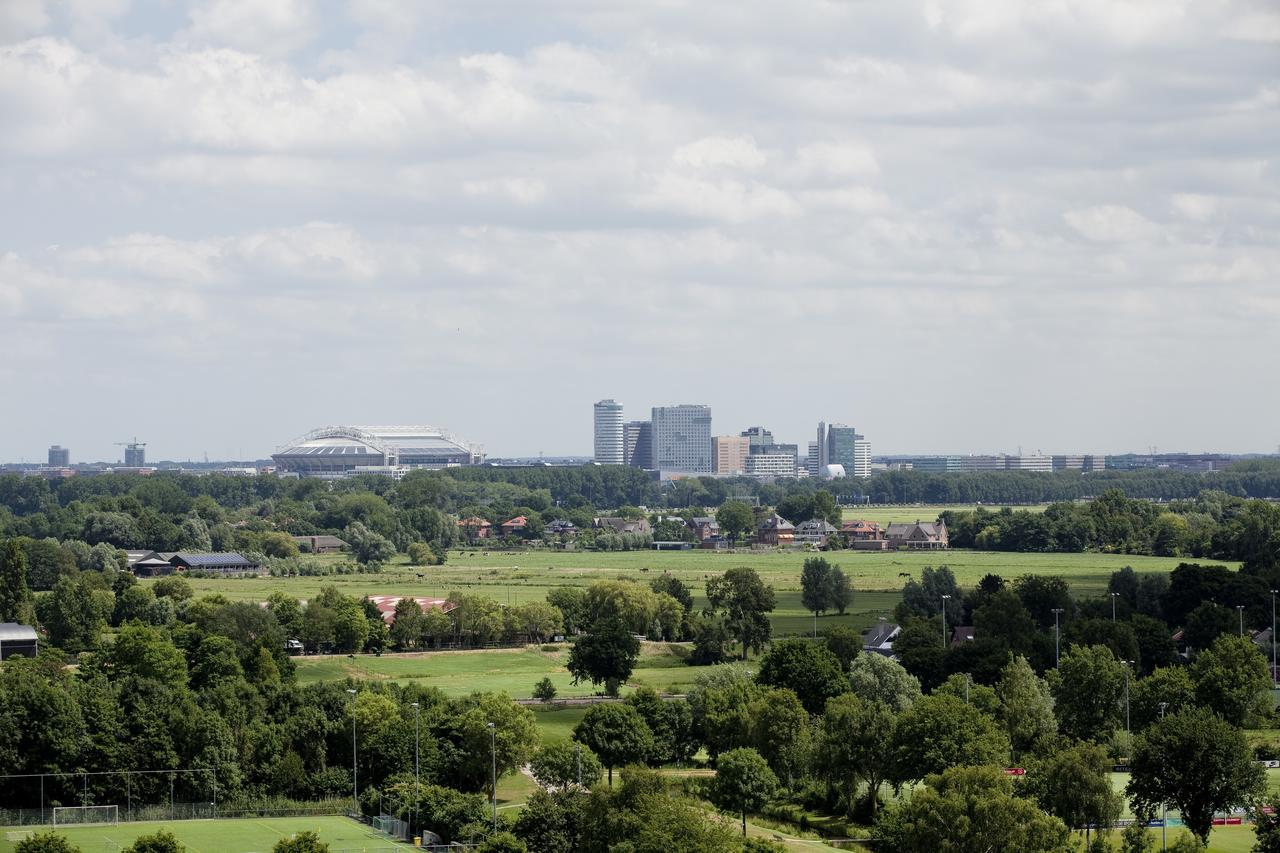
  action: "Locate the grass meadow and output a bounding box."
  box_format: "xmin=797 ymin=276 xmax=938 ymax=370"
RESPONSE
xmin=0 ymin=815 xmax=407 ymax=852
xmin=164 ymin=546 xmax=1227 ymax=640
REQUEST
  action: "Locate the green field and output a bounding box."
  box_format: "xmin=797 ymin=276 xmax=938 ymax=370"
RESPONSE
xmin=0 ymin=816 xmax=406 ymax=853
xmin=164 ymin=547 xmax=1226 ymax=639
xmin=294 ymin=642 xmax=702 ymax=698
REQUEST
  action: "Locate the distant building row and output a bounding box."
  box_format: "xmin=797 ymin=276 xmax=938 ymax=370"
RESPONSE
xmin=907 ymin=454 xmax=1106 ymax=473
xmin=593 ymin=401 xmax=870 ymax=479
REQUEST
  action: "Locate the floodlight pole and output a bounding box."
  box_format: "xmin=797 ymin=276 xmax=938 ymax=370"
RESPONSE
xmin=1160 ymin=702 xmax=1168 ymax=852
xmin=1238 ymin=605 xmax=1246 ymax=637
xmin=412 ymin=701 xmax=420 ymax=836
xmin=1122 ymin=660 xmax=1134 ymax=733
xmin=1110 ymin=592 xmax=1119 ymax=622
xmin=576 ymin=743 xmax=582 ymax=786
xmin=1052 ymin=608 xmax=1065 ymax=667
xmin=941 ymin=594 xmax=951 ymax=648
xmin=347 ymin=688 xmax=358 ymax=816
xmin=488 ymin=722 xmax=498 ymax=830
xmin=1271 ymin=590 xmax=1278 ymax=688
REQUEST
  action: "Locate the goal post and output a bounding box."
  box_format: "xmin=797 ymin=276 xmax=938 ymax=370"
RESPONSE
xmin=52 ymin=805 xmax=119 ymax=827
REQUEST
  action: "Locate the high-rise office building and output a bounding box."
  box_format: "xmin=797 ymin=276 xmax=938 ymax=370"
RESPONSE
xmin=652 ymin=405 xmax=712 ymax=473
xmin=48 ymin=445 xmax=70 ymax=467
xmin=623 ymin=420 xmax=653 ymax=469
xmin=741 ymin=426 xmax=774 ymax=454
xmin=806 ymin=441 xmax=820 ymax=478
xmin=124 ymin=442 xmax=146 ymax=467
xmin=815 ymin=422 xmax=828 ymax=468
xmin=593 ymin=399 xmax=624 ymax=465
xmin=714 ymin=435 xmax=750 ymax=474
xmin=825 ymin=423 xmax=871 ymax=478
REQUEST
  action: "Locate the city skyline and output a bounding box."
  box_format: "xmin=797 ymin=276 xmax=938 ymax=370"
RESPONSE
xmin=2 ymin=3 xmax=1277 ymax=463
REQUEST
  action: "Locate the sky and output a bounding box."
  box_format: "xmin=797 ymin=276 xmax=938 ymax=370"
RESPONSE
xmin=1 ymin=1 xmax=1278 ymax=463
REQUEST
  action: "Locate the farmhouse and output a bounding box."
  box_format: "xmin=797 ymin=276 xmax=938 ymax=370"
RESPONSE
xmin=863 ymin=620 xmax=900 ymax=657
xmin=458 ymin=517 xmax=493 ymax=539
xmin=545 ymin=519 xmax=578 ymax=538
xmin=794 ymin=519 xmax=838 ymax=547
xmin=886 ymin=520 xmax=949 ymax=550
xmin=840 ymin=520 xmax=887 ymax=550
xmin=595 ymin=517 xmax=652 ymax=535
xmin=689 ymin=517 xmax=721 ymax=542
xmin=292 ymin=535 xmax=348 ymax=554
xmin=501 ymin=516 xmax=528 ymax=536
xmin=756 ymin=514 xmax=795 ymax=546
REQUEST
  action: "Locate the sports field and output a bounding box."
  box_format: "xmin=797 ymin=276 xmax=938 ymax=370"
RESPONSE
xmin=163 ymin=547 xmax=1224 ymax=639
xmin=0 ymin=815 xmax=406 ymax=852
xmin=840 ymin=504 xmax=1049 ymax=524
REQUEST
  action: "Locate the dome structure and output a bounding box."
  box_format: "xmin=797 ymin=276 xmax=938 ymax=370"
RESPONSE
xmin=273 ymin=425 xmax=483 ymax=476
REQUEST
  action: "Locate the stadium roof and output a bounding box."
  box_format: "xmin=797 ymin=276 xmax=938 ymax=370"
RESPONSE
xmin=275 ymin=425 xmax=479 ymax=457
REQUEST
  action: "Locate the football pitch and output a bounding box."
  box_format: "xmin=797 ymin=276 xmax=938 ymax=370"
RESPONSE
xmin=0 ymin=816 xmax=406 ymax=853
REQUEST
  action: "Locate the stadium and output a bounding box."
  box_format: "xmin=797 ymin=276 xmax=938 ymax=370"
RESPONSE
xmin=272 ymin=425 xmax=484 ymax=477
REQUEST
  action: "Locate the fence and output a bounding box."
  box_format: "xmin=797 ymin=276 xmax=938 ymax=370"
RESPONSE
xmin=370 ymin=813 xmax=409 ymax=841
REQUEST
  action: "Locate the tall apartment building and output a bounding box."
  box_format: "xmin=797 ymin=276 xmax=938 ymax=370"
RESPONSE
xmin=652 ymin=405 xmax=713 ymax=473
xmin=624 ymin=421 xmax=653 ymax=469
xmin=714 ymin=436 xmax=750 ymax=475
xmin=815 ymin=422 xmax=828 ymax=468
xmin=48 ymin=445 xmax=70 ymax=467
xmin=851 ymin=438 xmax=872 ymax=478
xmin=593 ymin=400 xmax=624 ymax=465
xmin=806 ymin=441 xmax=820 ymax=477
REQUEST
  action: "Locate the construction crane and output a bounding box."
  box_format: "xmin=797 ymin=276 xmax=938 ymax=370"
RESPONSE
xmin=114 ymin=437 xmax=147 ymax=466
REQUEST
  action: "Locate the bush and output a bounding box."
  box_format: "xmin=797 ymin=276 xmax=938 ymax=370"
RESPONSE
xmin=16 ymin=832 xmax=82 ymax=853
xmin=532 ymin=677 xmax=557 ymax=703
xmin=123 ymin=831 xmax=184 ymax=853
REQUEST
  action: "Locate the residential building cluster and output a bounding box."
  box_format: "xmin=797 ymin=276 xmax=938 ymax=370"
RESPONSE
xmin=592 ymin=401 xmax=873 ymax=480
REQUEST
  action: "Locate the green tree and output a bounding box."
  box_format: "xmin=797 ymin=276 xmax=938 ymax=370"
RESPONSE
xmin=532 ymin=677 xmax=557 ymax=703
xmin=996 ymin=655 xmax=1057 ymax=757
xmin=513 ymin=789 xmax=588 ymax=853
xmin=474 ymin=831 xmax=526 ymax=853
xmin=15 ymin=833 xmax=82 ymax=853
xmin=747 ymin=687 xmax=810 ymax=787
xmin=547 ymin=587 xmax=586 ymax=635
xmin=847 ymin=652 xmax=921 ymax=713
xmin=123 ymin=830 xmax=185 ymax=853
xmin=817 ymin=693 xmax=896 ymax=819
xmin=827 ymin=567 xmax=853 ymax=616
xmin=875 ymin=765 xmax=1070 ymax=853
xmin=1126 ymin=708 xmax=1265 ymax=844
xmin=109 ymin=622 xmax=188 ymax=688
xmin=1049 ymin=644 xmax=1125 ymax=740
xmin=709 ymin=747 xmax=778 ymax=836
xmin=690 ymin=614 xmax=733 ymax=665
xmin=706 ymin=567 xmax=775 ymax=660
xmin=530 ymin=739 xmax=603 ymax=789
xmin=567 ymin=617 xmax=640 ymax=696
xmin=1129 ymin=666 xmax=1196 ymax=730
xmin=573 ymin=703 xmax=654 ymax=785
xmin=152 ymin=576 xmax=193 ymax=601
xmin=1248 ymin=795 xmax=1280 ymax=853
xmin=715 ymin=501 xmax=755 ymax=546
xmin=625 ymin=685 xmax=696 ymax=765
xmin=892 ymin=693 xmax=1011 ymax=783
xmin=1025 ymin=741 xmax=1122 ymax=847
xmin=0 ymin=539 xmax=34 ymax=624
xmin=456 ymin=694 xmax=540 ymax=795
xmin=755 ymin=638 xmax=847 ymax=715
xmin=41 ymin=575 xmax=113 ymax=652
xmin=271 ymin=831 xmax=330 ymax=853
xmin=1189 ymin=634 xmax=1271 ymax=727
xmin=344 ymin=521 xmax=396 ymax=564
xmin=823 ymin=625 xmax=861 ymax=672
xmin=800 ymin=557 xmax=832 ymax=618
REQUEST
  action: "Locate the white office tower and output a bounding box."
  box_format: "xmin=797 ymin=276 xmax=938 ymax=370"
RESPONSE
xmin=852 ymin=438 xmax=872 ymax=478
xmin=593 ymin=400 xmax=624 ymax=464
xmin=652 ymin=405 xmax=713 ymax=473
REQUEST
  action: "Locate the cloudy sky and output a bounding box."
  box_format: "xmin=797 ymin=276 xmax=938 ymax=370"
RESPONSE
xmin=2 ymin=1 xmax=1277 ymax=463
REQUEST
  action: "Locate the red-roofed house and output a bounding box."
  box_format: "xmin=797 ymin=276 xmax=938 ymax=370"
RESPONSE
xmin=501 ymin=516 xmax=528 ymax=536
xmin=458 ymin=517 xmax=493 ymax=540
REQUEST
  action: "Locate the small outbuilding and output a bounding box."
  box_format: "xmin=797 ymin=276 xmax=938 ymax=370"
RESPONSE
xmin=0 ymin=623 xmax=38 ymax=661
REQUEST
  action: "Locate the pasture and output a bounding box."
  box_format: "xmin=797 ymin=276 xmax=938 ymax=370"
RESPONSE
xmin=293 ymin=642 xmax=702 ymax=698
xmin=840 ymin=503 xmax=1049 ymax=524
xmin=165 ymin=548 xmax=1225 ymax=638
xmin=0 ymin=815 xmax=406 ymax=852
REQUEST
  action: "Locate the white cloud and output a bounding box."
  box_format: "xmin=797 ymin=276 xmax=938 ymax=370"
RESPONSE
xmin=1063 ymin=205 xmax=1163 ymax=243
xmin=184 ymin=0 xmax=318 ymax=57
xmin=672 ymin=136 xmax=767 ymax=171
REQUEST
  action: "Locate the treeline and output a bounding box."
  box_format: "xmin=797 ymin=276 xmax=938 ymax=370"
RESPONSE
xmin=939 ymin=489 xmax=1280 ymax=576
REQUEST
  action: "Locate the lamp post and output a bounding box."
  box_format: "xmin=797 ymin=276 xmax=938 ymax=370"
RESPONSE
xmin=941 ymin=594 xmax=952 ymax=648
xmin=411 ymin=701 xmax=420 ymax=837
xmin=488 ymin=722 xmax=497 ymax=830
xmin=1159 ymin=702 xmax=1168 ymax=852
xmin=1051 ymin=608 xmax=1065 ymax=668
xmin=346 ymin=689 xmax=358 ymax=816
xmin=1110 ymin=592 xmax=1119 ymax=622
xmin=1271 ymin=590 xmax=1278 ymax=688
xmin=1237 ymin=604 xmax=1246 ymax=637
xmin=1122 ymin=660 xmax=1134 ymax=733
